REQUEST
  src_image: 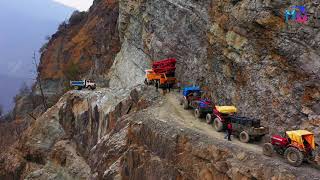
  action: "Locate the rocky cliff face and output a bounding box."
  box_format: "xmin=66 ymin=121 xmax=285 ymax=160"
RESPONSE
xmin=1 ymin=86 xmax=319 ymax=179
xmin=116 ymin=0 xmax=320 ymax=136
xmin=37 ymin=0 xmax=320 ymax=135
xmin=1 ymin=0 xmax=320 ymax=179
xmin=38 ymin=0 xmax=120 ymax=95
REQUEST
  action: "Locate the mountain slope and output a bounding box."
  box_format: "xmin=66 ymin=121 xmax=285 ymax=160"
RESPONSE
xmin=0 ymin=0 xmax=319 ymax=179
xmin=0 ymin=0 xmax=74 ymax=112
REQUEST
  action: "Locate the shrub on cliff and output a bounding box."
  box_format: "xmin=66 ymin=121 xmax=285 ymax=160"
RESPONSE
xmin=69 ymin=10 xmax=86 ymax=26
xmin=58 ymin=21 xmax=68 ymax=32
xmin=39 ymin=42 xmax=49 ymax=54
xmin=64 ymin=63 xmax=81 ymax=91
xmin=39 ymin=35 xmax=52 ymax=54
xmin=15 ymin=83 xmax=31 ymax=100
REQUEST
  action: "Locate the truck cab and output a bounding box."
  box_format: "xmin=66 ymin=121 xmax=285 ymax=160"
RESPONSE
xmin=145 ymin=70 xmax=176 ymax=88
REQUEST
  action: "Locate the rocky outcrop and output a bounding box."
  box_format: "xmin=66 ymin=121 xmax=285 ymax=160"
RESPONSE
xmin=205 ymin=0 xmax=320 ymax=136
xmin=1 ymin=0 xmax=320 ymax=179
xmin=0 ymin=85 xmax=156 ymax=179
xmin=0 ymin=89 xmax=44 ymax=150
xmin=38 ymin=0 xmax=120 ymax=95
xmin=117 ymin=0 xmax=320 ymax=137
xmin=1 ymin=86 xmax=319 ymax=180
xmin=36 ymin=0 xmax=320 ymax=136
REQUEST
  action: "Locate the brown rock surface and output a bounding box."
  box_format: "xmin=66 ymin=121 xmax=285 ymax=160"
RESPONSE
xmin=38 ymin=0 xmax=120 ymax=95
xmin=1 ymin=0 xmax=320 ymax=179
xmin=2 ymin=87 xmax=319 ymax=179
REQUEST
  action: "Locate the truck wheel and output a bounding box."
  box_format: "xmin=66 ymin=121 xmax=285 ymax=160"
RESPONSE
xmin=194 ymin=108 xmax=201 ymax=119
xmin=239 ymin=131 xmax=250 ymax=143
xmin=284 ymin=147 xmax=304 ymax=167
xmin=206 ymin=114 xmax=212 ymax=124
xmin=183 ymin=99 xmax=189 ymax=109
xmin=263 ymin=143 xmax=274 ymax=157
xmin=213 ymin=118 xmax=223 ymax=132
xmin=144 ymin=79 xmax=148 ymax=85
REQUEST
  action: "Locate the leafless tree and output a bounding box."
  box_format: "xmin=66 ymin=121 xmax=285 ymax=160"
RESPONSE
xmin=32 ymin=52 xmax=48 ymax=109
xmin=0 ymin=104 xmax=3 ymax=118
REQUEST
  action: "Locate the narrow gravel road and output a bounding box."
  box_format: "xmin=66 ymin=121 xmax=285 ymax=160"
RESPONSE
xmin=155 ymin=91 xmax=320 ymax=177
xmin=158 ymin=92 xmax=262 ymax=153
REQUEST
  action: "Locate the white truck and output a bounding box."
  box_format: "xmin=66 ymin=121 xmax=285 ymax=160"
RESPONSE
xmin=70 ymin=80 xmax=96 ymax=90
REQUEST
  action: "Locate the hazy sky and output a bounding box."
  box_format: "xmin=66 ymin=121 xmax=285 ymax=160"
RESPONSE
xmin=53 ymin=0 xmax=93 ymax=11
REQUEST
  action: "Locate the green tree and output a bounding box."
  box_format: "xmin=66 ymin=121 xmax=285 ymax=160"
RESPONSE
xmin=64 ymin=62 xmax=81 ymax=91
xmin=65 ymin=62 xmax=80 ymax=80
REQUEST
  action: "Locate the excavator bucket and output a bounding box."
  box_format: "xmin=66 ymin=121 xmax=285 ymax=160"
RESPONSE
xmin=286 ymin=130 xmax=315 ymax=150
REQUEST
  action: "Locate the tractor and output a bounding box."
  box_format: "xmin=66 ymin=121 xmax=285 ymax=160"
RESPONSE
xmin=205 ymin=106 xmax=238 ymax=129
xmin=179 ymin=86 xmax=213 ymax=118
xmin=206 ymin=106 xmax=268 ymax=143
xmin=263 ymin=130 xmax=318 ymax=167
xmin=179 ymin=86 xmax=201 ymax=109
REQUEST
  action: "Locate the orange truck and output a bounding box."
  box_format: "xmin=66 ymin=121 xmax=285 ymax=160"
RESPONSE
xmin=144 ymin=69 xmax=176 ymax=88
xmin=144 ymin=58 xmax=177 ymax=88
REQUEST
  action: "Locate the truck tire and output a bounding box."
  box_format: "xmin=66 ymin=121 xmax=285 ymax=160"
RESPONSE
xmin=213 ymin=118 xmax=223 ymax=132
xmin=284 ymin=147 xmax=304 ymax=167
xmin=183 ymin=99 xmax=189 ymax=109
xmin=88 ymin=86 xmax=96 ymax=90
xmin=206 ymin=114 xmax=212 ymax=124
xmin=194 ymin=108 xmax=201 ymax=119
xmin=239 ymin=131 xmax=250 ymax=143
xmin=144 ymin=78 xmax=148 ymax=85
xmin=263 ymin=143 xmax=274 ymax=157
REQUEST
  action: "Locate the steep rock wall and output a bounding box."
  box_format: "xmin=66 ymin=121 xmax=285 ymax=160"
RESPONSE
xmin=37 ymin=0 xmax=320 ymax=134
xmin=118 ymin=0 xmax=320 ymax=136
xmin=205 ymin=0 xmax=320 ymax=135
xmin=1 ymin=0 xmax=320 ymax=179
xmin=38 ymin=0 xmax=120 ymax=95
xmin=0 ymin=86 xmax=155 ymax=179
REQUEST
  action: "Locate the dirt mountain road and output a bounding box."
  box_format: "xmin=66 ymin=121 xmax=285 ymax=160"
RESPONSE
xmin=158 ymin=92 xmax=262 ymax=153
xmin=155 ymin=91 xmax=320 ymax=177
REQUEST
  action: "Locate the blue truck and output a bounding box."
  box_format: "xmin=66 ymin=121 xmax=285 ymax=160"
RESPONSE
xmin=70 ymin=80 xmax=96 ymax=90
xmin=179 ymin=86 xmax=213 ymax=118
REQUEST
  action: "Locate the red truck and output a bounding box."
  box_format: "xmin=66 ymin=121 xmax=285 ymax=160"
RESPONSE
xmin=144 ymin=58 xmax=177 ymax=88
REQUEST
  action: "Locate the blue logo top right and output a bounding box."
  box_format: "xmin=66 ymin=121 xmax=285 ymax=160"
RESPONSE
xmin=285 ymin=5 xmax=308 ymax=23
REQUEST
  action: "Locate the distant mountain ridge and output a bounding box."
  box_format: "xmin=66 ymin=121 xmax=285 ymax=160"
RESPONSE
xmin=0 ymin=0 xmax=75 ymax=112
